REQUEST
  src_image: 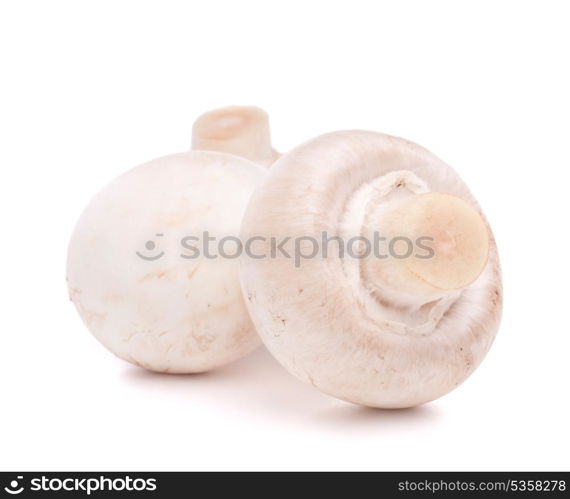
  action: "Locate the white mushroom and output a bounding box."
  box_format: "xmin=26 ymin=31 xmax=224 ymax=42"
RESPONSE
xmin=240 ymin=131 xmax=502 ymax=408
xmin=67 ymin=106 xmax=275 ymax=373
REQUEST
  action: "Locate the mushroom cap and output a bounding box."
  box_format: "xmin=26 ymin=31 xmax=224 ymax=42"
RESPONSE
xmin=67 ymin=151 xmax=265 ymax=373
xmin=240 ymin=131 xmax=502 ymax=408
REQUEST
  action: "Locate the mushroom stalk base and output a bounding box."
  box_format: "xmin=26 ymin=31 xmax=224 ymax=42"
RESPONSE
xmin=192 ymin=106 xmax=277 ymax=165
xmin=341 ymin=170 xmax=490 ymax=310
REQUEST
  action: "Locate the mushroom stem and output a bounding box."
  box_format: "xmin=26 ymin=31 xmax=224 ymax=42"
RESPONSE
xmin=191 ymin=106 xmax=277 ymax=165
xmin=362 ymin=192 xmax=490 ymax=304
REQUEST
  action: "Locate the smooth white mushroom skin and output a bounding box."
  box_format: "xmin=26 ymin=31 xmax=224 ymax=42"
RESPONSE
xmin=240 ymin=131 xmax=502 ymax=408
xmin=67 ymin=106 xmax=273 ymax=373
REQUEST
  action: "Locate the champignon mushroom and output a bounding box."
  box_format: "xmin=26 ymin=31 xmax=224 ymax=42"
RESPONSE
xmin=240 ymin=130 xmax=502 ymax=408
xmin=67 ymin=106 xmax=275 ymax=373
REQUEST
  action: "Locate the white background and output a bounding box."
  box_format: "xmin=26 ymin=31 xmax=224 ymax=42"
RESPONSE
xmin=1 ymin=1 xmax=569 ymax=471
